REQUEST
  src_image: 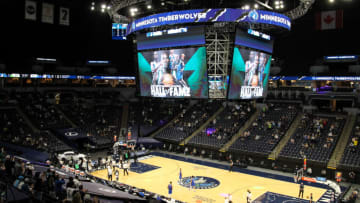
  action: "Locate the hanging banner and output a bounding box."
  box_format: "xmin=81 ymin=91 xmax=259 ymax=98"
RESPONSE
xmin=42 ymin=3 xmax=54 ymax=24
xmin=59 ymin=7 xmax=70 ymax=26
xmin=25 ymin=0 xmax=37 ymax=21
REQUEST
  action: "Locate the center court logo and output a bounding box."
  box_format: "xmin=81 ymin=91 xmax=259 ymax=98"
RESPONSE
xmin=179 ymin=176 xmax=220 ymax=189
xmin=248 ymin=10 xmax=259 ymax=22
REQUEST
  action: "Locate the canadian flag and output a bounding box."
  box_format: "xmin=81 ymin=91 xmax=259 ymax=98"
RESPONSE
xmin=315 ymin=10 xmax=343 ymax=30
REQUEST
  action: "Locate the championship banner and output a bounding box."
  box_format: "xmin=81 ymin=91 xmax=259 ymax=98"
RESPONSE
xmin=138 ymin=47 xmax=208 ymax=98
xmin=41 ymin=3 xmax=54 ymax=24
xmin=127 ymin=9 xmax=291 ymax=35
xmin=25 ymin=0 xmax=37 ymax=21
xmin=59 ymin=7 xmax=70 ymax=26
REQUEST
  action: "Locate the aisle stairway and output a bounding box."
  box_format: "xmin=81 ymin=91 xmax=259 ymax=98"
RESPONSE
xmin=219 ymin=108 xmax=260 ymax=152
xmin=54 ymin=105 xmax=77 ymax=128
xmin=327 ymin=114 xmax=357 ymax=169
xmin=150 ymin=103 xmax=195 ymax=138
xmin=268 ymin=112 xmax=303 ymax=160
xmin=180 ymin=106 xmax=225 ymax=145
xmin=15 ymin=105 xmax=40 ymax=133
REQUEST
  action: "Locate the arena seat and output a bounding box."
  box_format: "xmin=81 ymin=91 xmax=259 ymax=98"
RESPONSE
xmin=187 ymin=102 xmax=255 ymax=149
xmin=339 ymin=117 xmax=360 ymax=168
xmin=279 ymin=114 xmax=345 ymax=163
xmin=155 ymin=101 xmax=222 ymax=143
xmin=228 ymin=103 xmax=299 ymax=155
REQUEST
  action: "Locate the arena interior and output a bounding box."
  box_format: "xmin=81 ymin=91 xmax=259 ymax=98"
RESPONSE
xmin=1 ymin=0 xmax=360 ymax=202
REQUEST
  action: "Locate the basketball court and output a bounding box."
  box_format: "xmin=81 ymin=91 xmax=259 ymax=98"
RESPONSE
xmin=91 ymin=152 xmax=330 ymax=203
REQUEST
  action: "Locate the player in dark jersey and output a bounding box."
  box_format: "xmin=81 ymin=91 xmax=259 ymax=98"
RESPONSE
xmin=176 ymin=53 xmax=188 ymax=87
xmin=168 ymin=181 xmax=173 ymax=198
xmin=258 ymin=52 xmax=268 ymax=87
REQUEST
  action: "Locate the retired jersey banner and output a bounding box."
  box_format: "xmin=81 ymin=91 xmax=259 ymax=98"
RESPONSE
xmin=42 ymin=3 xmax=54 ymax=24
xmin=127 ymin=9 xmax=291 ymax=35
xmin=59 ymin=7 xmax=70 ymax=26
xmin=25 ymin=0 xmax=37 ymax=21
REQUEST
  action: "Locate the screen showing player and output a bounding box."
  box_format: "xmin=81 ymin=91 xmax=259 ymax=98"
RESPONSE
xmin=138 ymin=47 xmax=208 ymax=98
xmin=228 ymin=47 xmax=271 ymax=99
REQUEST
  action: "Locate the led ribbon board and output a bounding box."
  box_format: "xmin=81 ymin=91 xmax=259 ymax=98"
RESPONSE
xmin=126 ymin=9 xmax=291 ymax=35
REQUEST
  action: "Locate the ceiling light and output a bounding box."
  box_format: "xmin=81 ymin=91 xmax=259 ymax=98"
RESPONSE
xmin=101 ymin=4 xmax=106 ymax=9
xmin=147 ymin=5 xmax=152 ymax=9
xmin=254 ymin=4 xmax=259 ymax=9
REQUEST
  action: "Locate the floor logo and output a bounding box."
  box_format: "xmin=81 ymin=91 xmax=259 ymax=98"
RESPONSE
xmin=179 ymin=176 xmax=220 ymax=189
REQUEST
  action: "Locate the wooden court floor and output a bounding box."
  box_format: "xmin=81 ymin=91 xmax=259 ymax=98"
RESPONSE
xmin=91 ymin=156 xmax=326 ymax=203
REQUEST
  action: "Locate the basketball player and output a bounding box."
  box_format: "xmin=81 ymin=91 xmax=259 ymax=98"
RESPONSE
xmin=158 ymin=53 xmax=169 ymax=85
xmin=298 ymin=182 xmax=304 ymax=198
xmin=176 ymin=53 xmax=188 ymax=87
xmin=247 ymin=189 xmax=252 ymax=203
xmin=179 ymin=168 xmax=182 ymax=182
xmin=245 ymin=51 xmax=259 ymax=86
xmin=107 ymin=165 xmax=113 ymax=181
xmin=172 ymin=54 xmax=180 ymax=80
xmin=258 ymin=52 xmax=267 ymax=86
xmin=168 ymin=181 xmax=173 ymax=198
xmin=150 ymin=52 xmax=160 ymax=85
xmin=309 ymin=193 xmax=313 ymax=203
xmin=123 ymin=161 xmax=129 ymax=176
xmin=191 ymin=176 xmax=195 ymax=192
xmin=115 ymin=169 xmax=119 ymax=181
xmin=229 ymin=193 xmax=233 ymax=203
xmin=169 ymin=50 xmax=178 ymax=79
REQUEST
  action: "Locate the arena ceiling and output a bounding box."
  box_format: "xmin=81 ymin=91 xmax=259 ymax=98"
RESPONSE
xmin=0 ymin=0 xmax=359 ymax=75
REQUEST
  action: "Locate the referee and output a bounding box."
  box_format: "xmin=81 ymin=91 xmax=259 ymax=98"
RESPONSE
xmin=298 ymin=182 xmax=304 ymax=198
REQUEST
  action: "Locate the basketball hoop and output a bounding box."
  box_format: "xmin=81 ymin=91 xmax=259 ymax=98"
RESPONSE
xmin=294 ymin=168 xmax=304 ymax=183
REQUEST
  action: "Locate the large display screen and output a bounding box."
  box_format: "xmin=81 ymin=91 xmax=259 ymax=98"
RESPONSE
xmin=235 ymin=28 xmax=274 ymax=53
xmin=136 ymin=26 xmax=205 ymax=50
xmin=112 ymin=23 xmax=127 ymax=40
xmin=127 ymin=9 xmax=291 ymax=35
xmin=138 ymin=47 xmax=208 ymax=98
xmin=228 ymin=47 xmax=272 ymax=99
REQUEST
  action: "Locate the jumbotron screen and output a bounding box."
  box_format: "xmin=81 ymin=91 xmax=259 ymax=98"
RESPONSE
xmin=137 ymin=47 xmax=208 ymax=98
xmin=137 ymin=26 xmax=205 ymax=50
xmin=228 ymin=47 xmax=271 ymax=99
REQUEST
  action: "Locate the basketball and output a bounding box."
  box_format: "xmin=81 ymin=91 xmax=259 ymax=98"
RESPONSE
xmin=162 ymin=73 xmax=175 ymax=85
